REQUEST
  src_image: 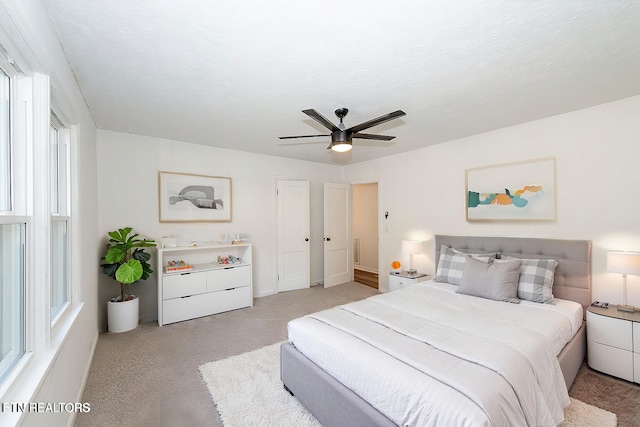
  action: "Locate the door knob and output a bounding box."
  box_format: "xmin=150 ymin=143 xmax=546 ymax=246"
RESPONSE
xmin=305 ymin=238 xmax=309 ymax=241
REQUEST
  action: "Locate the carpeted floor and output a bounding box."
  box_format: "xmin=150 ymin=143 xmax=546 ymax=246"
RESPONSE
xmin=75 ymin=281 xmax=640 ymax=427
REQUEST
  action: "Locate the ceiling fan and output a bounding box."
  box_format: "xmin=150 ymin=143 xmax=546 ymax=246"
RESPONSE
xmin=279 ymin=108 xmax=406 ymax=152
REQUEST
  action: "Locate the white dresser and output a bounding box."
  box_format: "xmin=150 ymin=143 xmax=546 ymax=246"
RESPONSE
xmin=587 ymin=305 xmax=640 ymax=383
xmin=157 ymin=244 xmax=253 ymax=326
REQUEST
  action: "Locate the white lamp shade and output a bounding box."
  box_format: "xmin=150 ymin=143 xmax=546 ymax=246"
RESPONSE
xmin=401 ymin=240 xmax=423 ymax=255
xmin=607 ymin=252 xmax=640 ymax=275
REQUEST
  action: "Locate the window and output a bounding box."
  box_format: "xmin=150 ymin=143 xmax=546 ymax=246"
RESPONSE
xmin=0 ymin=56 xmax=25 ymax=384
xmin=0 ymin=23 xmax=81 ymax=399
xmin=0 ymin=223 xmax=25 ymax=384
xmin=50 ymin=114 xmax=70 ymax=320
xmin=0 ymin=67 xmax=10 ymax=212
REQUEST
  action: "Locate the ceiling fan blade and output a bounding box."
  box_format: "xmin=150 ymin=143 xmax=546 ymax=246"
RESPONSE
xmin=278 ymin=139 xmax=329 ymax=146
xmin=352 ymin=133 xmax=395 ymax=141
xmin=347 ymin=110 xmax=406 ymax=133
xmin=278 ymin=134 xmax=330 ymax=139
xmin=302 ymin=109 xmax=340 ymax=132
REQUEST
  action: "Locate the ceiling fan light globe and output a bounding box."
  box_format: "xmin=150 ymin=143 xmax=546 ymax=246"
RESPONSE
xmin=331 ymin=142 xmax=352 ymax=152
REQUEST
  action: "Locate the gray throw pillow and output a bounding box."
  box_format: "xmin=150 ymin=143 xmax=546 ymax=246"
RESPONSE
xmin=457 ymin=256 xmax=522 ymax=303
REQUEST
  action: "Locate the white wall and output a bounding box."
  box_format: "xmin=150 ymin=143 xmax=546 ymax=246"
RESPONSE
xmin=96 ymin=130 xmax=342 ymax=329
xmin=0 ymin=1 xmax=99 ymax=426
xmin=345 ymin=95 xmax=640 ymax=305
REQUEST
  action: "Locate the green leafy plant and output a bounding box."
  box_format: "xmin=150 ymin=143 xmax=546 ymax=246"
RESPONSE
xmin=101 ymin=227 xmax=157 ymax=303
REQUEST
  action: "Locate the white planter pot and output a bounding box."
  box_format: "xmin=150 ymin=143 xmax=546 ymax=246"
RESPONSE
xmin=107 ymin=296 xmax=139 ymax=333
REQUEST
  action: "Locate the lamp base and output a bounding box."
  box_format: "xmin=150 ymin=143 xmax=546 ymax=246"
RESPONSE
xmin=617 ymin=304 xmax=636 ymax=313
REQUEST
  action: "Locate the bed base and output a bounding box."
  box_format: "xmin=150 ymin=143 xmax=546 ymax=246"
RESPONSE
xmin=280 ymin=342 xmax=396 ymax=427
xmin=281 ymin=323 xmax=586 ymax=426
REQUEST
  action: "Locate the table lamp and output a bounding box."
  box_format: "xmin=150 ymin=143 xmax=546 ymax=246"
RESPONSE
xmin=401 ymin=240 xmax=423 ymax=275
xmin=607 ymin=251 xmax=640 ymax=312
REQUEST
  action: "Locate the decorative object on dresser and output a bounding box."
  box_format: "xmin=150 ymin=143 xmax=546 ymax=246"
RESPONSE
xmin=157 ymin=243 xmax=253 ymax=326
xmin=587 ymin=305 xmax=640 ymax=383
xmin=158 ymin=171 xmax=232 ymax=222
xmin=100 ymin=227 xmax=157 ymax=333
xmin=400 ymin=239 xmax=423 ymax=274
xmin=388 ymin=271 xmax=430 ymax=292
xmin=607 ymin=251 xmax=640 ymax=312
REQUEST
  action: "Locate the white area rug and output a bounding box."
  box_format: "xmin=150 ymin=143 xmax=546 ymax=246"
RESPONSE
xmin=199 ymin=342 xmax=616 ymax=427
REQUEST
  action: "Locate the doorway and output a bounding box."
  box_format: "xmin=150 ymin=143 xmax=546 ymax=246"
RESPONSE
xmin=352 ymin=182 xmax=379 ymax=289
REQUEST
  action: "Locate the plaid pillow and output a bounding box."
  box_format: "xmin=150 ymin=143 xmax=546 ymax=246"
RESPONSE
xmin=501 ymin=256 xmax=558 ymax=304
xmin=435 ymin=245 xmax=497 ymax=285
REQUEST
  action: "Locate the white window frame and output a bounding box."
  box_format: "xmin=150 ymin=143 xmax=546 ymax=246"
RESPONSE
xmin=0 ymin=26 xmax=81 ymax=411
xmin=0 ymin=65 xmax=11 ymax=212
xmin=49 ymin=111 xmax=71 ymax=323
xmin=0 ymin=47 xmax=31 ymax=398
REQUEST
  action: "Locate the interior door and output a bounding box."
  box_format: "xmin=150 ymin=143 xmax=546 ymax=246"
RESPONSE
xmin=277 ymin=180 xmax=310 ymax=292
xmin=323 ymin=182 xmax=351 ymax=287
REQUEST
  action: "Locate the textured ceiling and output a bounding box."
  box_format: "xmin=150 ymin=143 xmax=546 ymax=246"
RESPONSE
xmin=42 ymin=0 xmax=640 ymax=164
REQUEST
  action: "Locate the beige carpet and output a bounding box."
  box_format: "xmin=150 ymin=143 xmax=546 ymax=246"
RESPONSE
xmin=75 ymin=282 xmax=637 ymax=427
xmin=200 ymin=342 xmax=617 ymax=427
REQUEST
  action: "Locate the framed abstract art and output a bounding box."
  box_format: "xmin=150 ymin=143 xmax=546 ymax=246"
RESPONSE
xmin=158 ymin=171 xmax=232 ymax=222
xmin=466 ymin=157 xmax=556 ymax=221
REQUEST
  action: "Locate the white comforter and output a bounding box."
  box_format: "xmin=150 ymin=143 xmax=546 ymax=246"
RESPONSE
xmin=287 ymin=281 xmax=582 ymax=427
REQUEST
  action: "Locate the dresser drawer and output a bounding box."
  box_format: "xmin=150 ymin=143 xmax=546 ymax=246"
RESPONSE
xmin=587 ymin=310 xmax=632 ymax=351
xmin=389 ymin=275 xmax=414 ymax=292
xmin=635 ymin=353 xmax=640 ymax=384
xmin=587 ymin=340 xmax=634 ymax=382
xmin=634 ymin=323 xmax=640 ymax=353
xmin=163 ymin=272 xmax=207 ymax=300
xmin=162 ymin=286 xmax=251 ymax=325
xmin=207 ymin=265 xmax=251 ymax=292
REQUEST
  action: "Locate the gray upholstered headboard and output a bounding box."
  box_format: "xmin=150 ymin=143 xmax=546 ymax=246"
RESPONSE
xmin=434 ymin=235 xmax=592 ymax=315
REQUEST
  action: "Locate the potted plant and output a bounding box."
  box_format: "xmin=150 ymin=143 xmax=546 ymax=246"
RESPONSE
xmin=101 ymin=227 xmax=156 ymax=332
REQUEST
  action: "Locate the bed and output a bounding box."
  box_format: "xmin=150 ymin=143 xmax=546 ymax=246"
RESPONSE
xmin=280 ymin=235 xmax=592 ymax=427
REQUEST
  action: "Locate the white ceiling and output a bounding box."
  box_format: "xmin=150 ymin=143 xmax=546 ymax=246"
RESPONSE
xmin=42 ymin=0 xmax=640 ymax=165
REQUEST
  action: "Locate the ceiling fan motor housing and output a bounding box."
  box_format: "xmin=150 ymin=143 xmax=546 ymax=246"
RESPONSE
xmin=331 ymin=130 xmax=351 ymax=143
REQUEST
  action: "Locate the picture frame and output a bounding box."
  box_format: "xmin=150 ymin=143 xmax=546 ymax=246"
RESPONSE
xmin=465 ymin=157 xmax=556 ymax=221
xmin=158 ymin=171 xmax=232 ymax=222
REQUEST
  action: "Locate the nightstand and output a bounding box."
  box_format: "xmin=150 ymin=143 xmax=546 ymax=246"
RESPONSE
xmin=586 ymin=305 xmax=640 ymax=383
xmin=388 ymin=271 xmax=430 ymax=292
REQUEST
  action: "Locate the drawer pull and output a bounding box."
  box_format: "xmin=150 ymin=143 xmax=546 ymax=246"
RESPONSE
xmin=181 ymin=295 xmax=192 ymax=299
xmin=224 ymin=266 xmax=234 ymax=270
xmin=180 ymin=272 xmax=192 ymax=275
xmin=225 ymin=287 xmax=236 ymax=291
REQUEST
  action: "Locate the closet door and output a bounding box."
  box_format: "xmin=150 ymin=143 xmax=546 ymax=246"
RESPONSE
xmin=323 ymin=182 xmax=351 ymax=287
xmin=277 ymin=180 xmax=310 ymax=292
